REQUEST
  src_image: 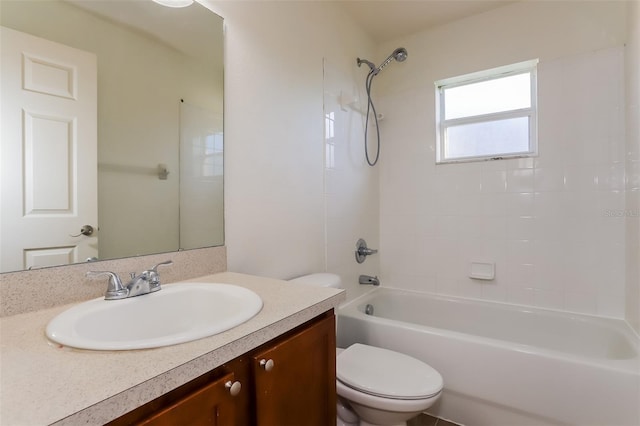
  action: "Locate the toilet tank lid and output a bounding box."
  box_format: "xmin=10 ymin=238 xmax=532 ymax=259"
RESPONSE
xmin=289 ymin=273 xmax=342 ymax=288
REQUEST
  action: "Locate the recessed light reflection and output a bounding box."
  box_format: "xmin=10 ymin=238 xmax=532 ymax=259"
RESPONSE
xmin=151 ymin=0 xmax=194 ymax=8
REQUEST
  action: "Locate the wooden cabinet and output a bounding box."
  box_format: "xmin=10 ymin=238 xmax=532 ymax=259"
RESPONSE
xmin=137 ymin=372 xmax=237 ymax=426
xmin=109 ymin=311 xmax=336 ymax=426
xmin=252 ymin=311 xmax=336 ymax=426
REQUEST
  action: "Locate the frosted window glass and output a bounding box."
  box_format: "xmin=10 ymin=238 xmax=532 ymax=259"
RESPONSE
xmin=445 ymin=117 xmax=530 ymax=159
xmin=444 ymin=73 xmax=531 ymax=120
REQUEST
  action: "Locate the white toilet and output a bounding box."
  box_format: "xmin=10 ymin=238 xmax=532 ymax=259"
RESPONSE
xmin=289 ymin=273 xmax=444 ymax=426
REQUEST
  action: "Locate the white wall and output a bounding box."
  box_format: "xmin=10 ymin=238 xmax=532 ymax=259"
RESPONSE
xmin=209 ymin=0 xmax=377 ymax=287
xmin=204 ymin=0 xmax=636 ymax=317
xmin=376 ymin=1 xmax=629 ymax=317
xmin=625 ymin=0 xmax=640 ymax=333
xmin=324 ymin=59 xmax=380 ymax=301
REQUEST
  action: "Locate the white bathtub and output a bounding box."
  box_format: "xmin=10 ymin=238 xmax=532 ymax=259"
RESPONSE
xmin=336 ymin=288 xmax=640 ymax=426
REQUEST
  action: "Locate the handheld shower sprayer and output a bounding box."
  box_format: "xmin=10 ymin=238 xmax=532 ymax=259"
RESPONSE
xmin=357 ymin=47 xmax=408 ymax=76
xmin=356 ymin=47 xmax=408 ymax=166
xmin=376 ymin=47 xmax=408 ymax=73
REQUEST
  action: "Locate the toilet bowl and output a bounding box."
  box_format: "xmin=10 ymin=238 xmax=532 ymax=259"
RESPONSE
xmin=337 ymin=344 xmax=443 ymax=426
xmin=289 ymin=273 xmax=444 ymax=425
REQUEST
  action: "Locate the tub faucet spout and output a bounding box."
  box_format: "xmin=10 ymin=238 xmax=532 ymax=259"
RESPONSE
xmin=359 ymin=275 xmax=380 ymax=286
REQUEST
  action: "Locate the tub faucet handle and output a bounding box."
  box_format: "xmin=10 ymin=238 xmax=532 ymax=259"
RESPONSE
xmin=355 ymin=238 xmax=378 ymax=263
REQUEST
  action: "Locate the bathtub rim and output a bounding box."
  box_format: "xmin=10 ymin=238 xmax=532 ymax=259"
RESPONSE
xmin=338 ymin=286 xmax=640 ymax=375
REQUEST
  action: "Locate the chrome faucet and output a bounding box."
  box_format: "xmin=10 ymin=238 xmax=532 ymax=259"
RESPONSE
xmin=87 ymin=260 xmax=173 ymax=300
xmin=126 ymin=271 xmax=153 ymax=298
xmin=359 ymin=275 xmax=380 ymax=286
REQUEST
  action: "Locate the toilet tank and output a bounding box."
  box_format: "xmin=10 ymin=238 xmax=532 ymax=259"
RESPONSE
xmin=289 ymin=273 xmax=343 ymax=289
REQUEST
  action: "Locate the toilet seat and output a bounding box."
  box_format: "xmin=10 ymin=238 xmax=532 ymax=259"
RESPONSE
xmin=337 ymin=344 xmax=443 ymax=400
xmin=336 ymin=379 xmax=439 ymax=415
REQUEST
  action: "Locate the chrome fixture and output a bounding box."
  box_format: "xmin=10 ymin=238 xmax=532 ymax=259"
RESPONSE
xmin=357 ymin=48 xmax=407 ymax=77
xmin=157 ymin=163 xmax=169 ymax=180
xmin=86 ymin=260 xmax=173 ymax=300
xmin=356 ymin=47 xmax=408 ymax=166
xmin=70 ymin=224 xmax=95 ymax=237
xmin=359 ymin=275 xmax=380 ymax=286
xmin=355 ymin=238 xmax=378 ymax=264
xmin=365 ymin=303 xmax=374 ymax=315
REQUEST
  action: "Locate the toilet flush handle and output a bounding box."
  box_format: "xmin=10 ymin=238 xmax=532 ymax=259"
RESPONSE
xmin=259 ymin=358 xmax=275 ymax=372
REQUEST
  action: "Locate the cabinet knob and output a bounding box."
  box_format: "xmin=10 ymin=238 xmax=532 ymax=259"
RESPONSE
xmin=259 ymin=358 xmax=274 ymax=372
xmin=225 ymin=380 xmax=241 ymax=396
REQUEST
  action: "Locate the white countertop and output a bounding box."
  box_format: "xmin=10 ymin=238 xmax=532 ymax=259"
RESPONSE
xmin=0 ymin=272 xmax=345 ymax=425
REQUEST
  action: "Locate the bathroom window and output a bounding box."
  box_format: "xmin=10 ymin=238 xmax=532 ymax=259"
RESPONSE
xmin=202 ymin=132 xmax=223 ymax=177
xmin=325 ymin=111 xmax=336 ymax=169
xmin=435 ymin=59 xmax=538 ymax=163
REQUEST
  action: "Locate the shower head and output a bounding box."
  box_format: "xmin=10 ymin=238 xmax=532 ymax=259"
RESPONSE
xmin=376 ymin=47 xmax=408 ymax=73
xmin=357 ymin=47 xmax=408 ymax=76
xmin=392 ymin=47 xmax=408 ymax=62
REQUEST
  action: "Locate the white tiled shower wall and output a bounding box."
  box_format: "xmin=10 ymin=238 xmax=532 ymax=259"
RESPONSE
xmin=377 ymin=1 xmax=631 ymax=318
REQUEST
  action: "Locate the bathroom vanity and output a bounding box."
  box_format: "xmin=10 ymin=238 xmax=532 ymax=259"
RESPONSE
xmin=109 ymin=311 xmax=336 ymax=425
xmin=0 ymin=272 xmax=344 ymax=425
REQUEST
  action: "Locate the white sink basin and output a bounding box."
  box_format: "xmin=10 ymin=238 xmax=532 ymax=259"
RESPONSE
xmin=46 ymin=283 xmax=263 ymax=351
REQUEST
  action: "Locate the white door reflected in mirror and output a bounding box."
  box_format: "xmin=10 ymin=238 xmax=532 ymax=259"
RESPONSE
xmin=0 ymin=27 xmax=98 ymax=272
xmin=0 ymin=0 xmax=224 ymax=273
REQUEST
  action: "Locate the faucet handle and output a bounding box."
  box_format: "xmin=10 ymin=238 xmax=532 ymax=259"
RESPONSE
xmin=149 ymin=260 xmax=173 ymax=272
xmin=355 ymin=239 xmax=378 ymax=264
xmin=86 ymin=271 xmax=128 ymax=300
xmin=146 ymin=260 xmax=173 ymax=287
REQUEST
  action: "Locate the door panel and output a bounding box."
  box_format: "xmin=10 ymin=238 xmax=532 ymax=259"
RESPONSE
xmin=252 ymin=314 xmax=337 ymax=426
xmin=24 ymin=247 xmax=76 ymax=269
xmin=24 ymin=112 xmax=74 ymax=213
xmin=138 ymin=372 xmax=237 ymax=426
xmin=23 ymin=52 xmax=78 ymax=99
xmin=0 ymin=26 xmax=97 ymax=272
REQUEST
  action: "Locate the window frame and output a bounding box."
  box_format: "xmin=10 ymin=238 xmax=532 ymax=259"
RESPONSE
xmin=435 ymin=59 xmax=539 ymax=164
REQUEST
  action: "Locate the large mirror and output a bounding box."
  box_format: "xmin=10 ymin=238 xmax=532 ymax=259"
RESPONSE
xmin=0 ymin=0 xmax=224 ymax=274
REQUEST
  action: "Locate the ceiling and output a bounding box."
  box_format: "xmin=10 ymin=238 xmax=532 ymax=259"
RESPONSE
xmin=336 ymin=0 xmax=515 ymax=44
xmin=66 ymin=0 xmax=223 ymax=71
xmin=66 ymin=0 xmax=513 ymax=63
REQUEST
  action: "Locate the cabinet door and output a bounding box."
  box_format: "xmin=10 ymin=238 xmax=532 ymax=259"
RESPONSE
xmin=138 ymin=372 xmax=237 ymax=426
xmin=252 ymin=314 xmax=336 ymax=426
